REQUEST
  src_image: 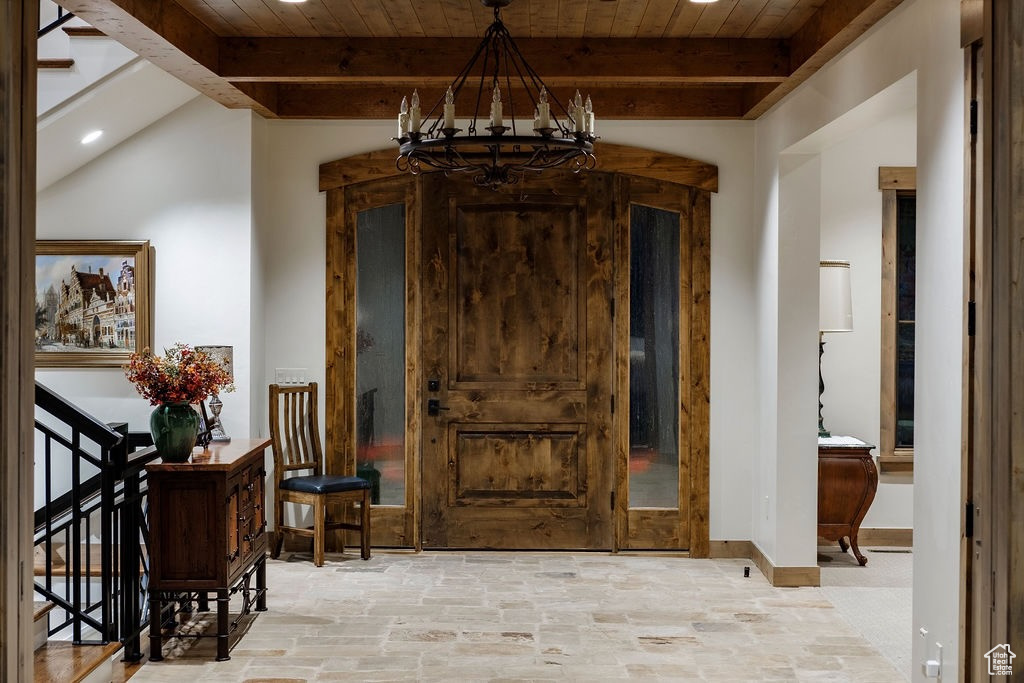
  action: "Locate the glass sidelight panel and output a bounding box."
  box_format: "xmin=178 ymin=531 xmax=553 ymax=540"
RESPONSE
xmin=629 ymin=204 xmax=680 ymax=508
xmin=356 ymin=204 xmax=406 ymax=505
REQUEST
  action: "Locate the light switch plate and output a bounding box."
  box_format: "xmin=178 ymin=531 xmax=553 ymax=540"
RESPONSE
xmin=275 ymin=368 xmax=308 ymax=385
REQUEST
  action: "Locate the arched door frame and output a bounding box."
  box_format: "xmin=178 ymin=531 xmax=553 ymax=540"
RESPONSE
xmin=319 ymin=142 xmax=717 ymax=554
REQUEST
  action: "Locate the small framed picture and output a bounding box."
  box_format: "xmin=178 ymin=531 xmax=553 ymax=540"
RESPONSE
xmin=35 ymin=240 xmax=152 ymax=368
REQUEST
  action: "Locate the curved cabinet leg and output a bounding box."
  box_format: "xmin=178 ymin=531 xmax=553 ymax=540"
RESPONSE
xmin=850 ymin=534 xmax=868 ymax=566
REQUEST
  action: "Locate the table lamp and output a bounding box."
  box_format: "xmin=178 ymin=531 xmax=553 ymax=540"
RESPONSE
xmin=196 ymin=345 xmax=233 ymax=442
xmin=818 ymin=261 xmax=853 ymax=438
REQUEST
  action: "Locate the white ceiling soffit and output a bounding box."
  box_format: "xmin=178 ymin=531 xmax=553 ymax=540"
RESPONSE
xmin=37 ymin=58 xmax=199 ymax=192
xmin=782 ymin=71 xmax=917 ymax=156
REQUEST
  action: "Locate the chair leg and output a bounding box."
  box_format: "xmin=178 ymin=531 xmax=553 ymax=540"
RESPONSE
xmin=273 ymin=500 xmax=284 ymax=559
xmin=361 ymin=488 xmax=371 ymax=560
xmin=313 ymin=496 xmax=326 ymax=567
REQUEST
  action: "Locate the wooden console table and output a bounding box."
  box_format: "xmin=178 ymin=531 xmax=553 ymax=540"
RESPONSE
xmin=817 ymin=436 xmax=878 ymax=566
xmin=147 ymin=438 xmax=270 ymax=661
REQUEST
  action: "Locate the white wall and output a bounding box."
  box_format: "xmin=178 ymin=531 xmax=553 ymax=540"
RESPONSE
xmin=35 ymin=97 xmax=256 ymax=469
xmin=752 ymin=0 xmax=964 ymax=676
xmin=255 ymin=118 xmax=760 ymax=541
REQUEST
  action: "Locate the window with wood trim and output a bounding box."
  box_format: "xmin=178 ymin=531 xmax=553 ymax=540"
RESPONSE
xmin=879 ymin=167 xmax=916 ymax=474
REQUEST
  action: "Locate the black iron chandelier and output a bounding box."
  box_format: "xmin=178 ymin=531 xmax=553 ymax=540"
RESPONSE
xmin=394 ymin=0 xmax=597 ymax=188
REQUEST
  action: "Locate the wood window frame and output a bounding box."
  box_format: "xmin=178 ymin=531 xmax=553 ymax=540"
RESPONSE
xmin=878 ymin=166 xmax=916 ymax=475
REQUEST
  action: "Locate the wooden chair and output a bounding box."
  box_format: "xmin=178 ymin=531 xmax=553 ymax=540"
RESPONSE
xmin=268 ymin=382 xmax=370 ymax=566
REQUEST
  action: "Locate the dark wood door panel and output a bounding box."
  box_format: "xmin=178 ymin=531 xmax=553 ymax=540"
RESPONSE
xmin=449 ymin=423 xmax=587 ymax=507
xmin=451 ymin=201 xmax=585 ymax=387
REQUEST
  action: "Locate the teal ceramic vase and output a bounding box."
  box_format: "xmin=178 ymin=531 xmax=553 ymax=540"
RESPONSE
xmin=150 ymin=403 xmax=200 ymax=462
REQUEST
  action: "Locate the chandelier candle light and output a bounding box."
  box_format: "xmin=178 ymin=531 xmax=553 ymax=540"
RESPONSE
xmin=394 ymin=0 xmax=597 ymax=188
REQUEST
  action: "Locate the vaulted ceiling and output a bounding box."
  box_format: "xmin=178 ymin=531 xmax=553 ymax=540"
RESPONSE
xmin=57 ymin=0 xmax=905 ymax=120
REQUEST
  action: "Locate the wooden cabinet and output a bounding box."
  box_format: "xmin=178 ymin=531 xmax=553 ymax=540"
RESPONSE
xmin=817 ymin=437 xmax=877 ymax=566
xmin=147 ymin=439 xmax=270 ymax=661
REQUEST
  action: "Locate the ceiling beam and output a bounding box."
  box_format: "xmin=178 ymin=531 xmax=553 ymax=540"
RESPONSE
xmin=217 ymin=37 xmax=791 ymax=84
xmin=743 ymin=0 xmax=905 ymax=118
xmin=269 ymin=84 xmax=753 ymax=119
xmin=57 ymin=0 xmax=274 ymax=116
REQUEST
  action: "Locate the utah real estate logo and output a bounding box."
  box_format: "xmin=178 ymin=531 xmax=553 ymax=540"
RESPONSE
xmin=985 ymin=644 xmax=1015 ymax=676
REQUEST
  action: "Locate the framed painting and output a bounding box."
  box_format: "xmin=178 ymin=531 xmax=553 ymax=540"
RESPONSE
xmin=35 ymin=240 xmax=152 ymax=368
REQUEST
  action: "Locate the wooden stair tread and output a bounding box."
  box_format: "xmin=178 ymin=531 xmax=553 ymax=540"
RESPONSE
xmin=34 ymin=543 xmax=146 ymax=577
xmin=33 ymin=640 xmax=121 ymax=683
xmin=62 ymin=27 xmax=106 ymax=37
xmin=38 ymin=59 xmax=74 ymax=69
xmin=33 ymin=602 xmax=55 ymax=622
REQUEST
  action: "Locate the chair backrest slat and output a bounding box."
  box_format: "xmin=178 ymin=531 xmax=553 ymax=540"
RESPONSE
xmin=269 ymin=383 xmax=322 ymax=479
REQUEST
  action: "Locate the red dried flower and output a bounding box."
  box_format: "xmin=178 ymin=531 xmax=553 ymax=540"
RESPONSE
xmin=124 ymin=343 xmax=235 ymax=405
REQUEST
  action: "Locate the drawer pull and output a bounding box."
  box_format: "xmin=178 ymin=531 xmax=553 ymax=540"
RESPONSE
xmin=243 ymin=533 xmax=255 ymax=543
xmin=237 ymin=514 xmax=248 ymax=524
xmin=245 ymin=482 xmax=255 ymax=493
xmin=225 ymin=549 xmax=239 ymax=562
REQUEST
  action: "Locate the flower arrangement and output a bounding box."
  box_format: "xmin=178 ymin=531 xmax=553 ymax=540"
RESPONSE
xmin=124 ymin=343 xmax=235 ymax=406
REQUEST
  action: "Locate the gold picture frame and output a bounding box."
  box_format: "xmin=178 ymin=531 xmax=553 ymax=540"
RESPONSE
xmin=35 ymin=240 xmax=153 ymax=368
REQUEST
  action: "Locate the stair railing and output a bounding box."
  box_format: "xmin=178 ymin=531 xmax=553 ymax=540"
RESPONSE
xmin=33 ymin=382 xmax=159 ymax=660
xmin=38 ymin=1 xmax=74 ymax=38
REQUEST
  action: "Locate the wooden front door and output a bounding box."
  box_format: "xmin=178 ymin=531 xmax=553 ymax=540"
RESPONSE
xmin=420 ymin=173 xmax=615 ymax=549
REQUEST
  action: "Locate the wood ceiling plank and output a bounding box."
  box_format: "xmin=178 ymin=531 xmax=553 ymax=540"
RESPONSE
xmin=637 ymin=1 xmax=682 ymax=38
xmin=529 ymin=0 xmax=560 ymax=38
xmin=744 ymin=0 xmax=903 ymax=117
xmin=218 ymin=37 xmax=791 ymax=83
xmin=202 ymin=0 xmax=263 ymax=35
xmin=412 ymin=1 xmax=453 ymax=37
xmin=743 ymin=0 xmax=800 ymax=38
xmin=320 ymin=1 xmax=372 ymax=36
xmin=718 ymin=0 xmax=772 ymax=37
xmin=178 ymin=0 xmax=240 ymax=36
xmin=275 ymin=83 xmax=750 ymax=119
xmin=439 ymin=0 xmax=478 ymax=37
xmin=293 ymin=1 xmax=347 ymax=37
xmin=260 ymin=0 xmax=319 ymax=36
xmin=772 ymin=0 xmax=826 ymax=37
xmin=583 ymin=0 xmax=618 ymax=37
xmin=610 ymin=0 xmax=648 ymax=38
xmin=351 ymin=0 xmax=398 ymax=36
xmin=691 ymin=0 xmax=741 ymax=38
xmin=229 ymin=0 xmax=293 ymax=36
xmin=556 ymin=0 xmax=588 ymax=38
xmin=664 ymin=2 xmax=706 ymax=37
xmin=384 ymin=0 xmax=427 ymax=38
xmin=500 ymin=2 xmax=532 ymax=37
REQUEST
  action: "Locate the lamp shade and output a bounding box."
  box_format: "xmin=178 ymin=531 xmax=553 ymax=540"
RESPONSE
xmin=196 ymin=345 xmax=234 ymax=380
xmin=819 ymin=260 xmax=853 ymax=332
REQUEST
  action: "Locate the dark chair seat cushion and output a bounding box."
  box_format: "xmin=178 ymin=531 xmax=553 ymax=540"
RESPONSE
xmin=280 ymin=475 xmax=370 ymax=495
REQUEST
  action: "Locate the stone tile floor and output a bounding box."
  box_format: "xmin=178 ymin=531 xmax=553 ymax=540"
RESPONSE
xmin=130 ymin=551 xmax=908 ymax=682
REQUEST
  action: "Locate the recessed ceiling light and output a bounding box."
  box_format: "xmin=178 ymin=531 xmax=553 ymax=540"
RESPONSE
xmin=80 ymin=130 xmax=103 ymax=144
xmin=279 ymin=0 xmax=306 ymax=3
xmin=690 ymin=0 xmax=719 ymax=3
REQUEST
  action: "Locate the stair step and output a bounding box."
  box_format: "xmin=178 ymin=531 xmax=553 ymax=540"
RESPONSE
xmin=33 ymin=640 xmax=120 ymax=683
xmin=39 ymin=59 xmax=74 ymax=70
xmin=35 ymin=543 xmax=146 ymax=577
xmin=34 ymin=601 xmax=55 ymax=622
xmin=33 ymin=603 xmax=54 ymax=652
xmin=62 ymin=27 xmax=106 ymax=37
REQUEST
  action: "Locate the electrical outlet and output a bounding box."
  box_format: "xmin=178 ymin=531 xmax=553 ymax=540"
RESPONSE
xmin=275 ymin=368 xmax=308 ymax=385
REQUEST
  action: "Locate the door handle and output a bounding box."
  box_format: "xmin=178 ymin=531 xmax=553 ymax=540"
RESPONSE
xmin=427 ymin=398 xmax=450 ymax=416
